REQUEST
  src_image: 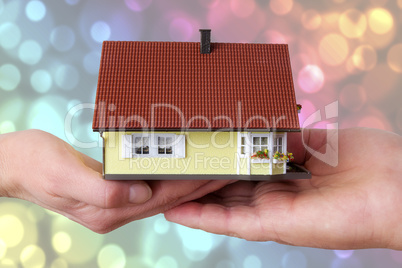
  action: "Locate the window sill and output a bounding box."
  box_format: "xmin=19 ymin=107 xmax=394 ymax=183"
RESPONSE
xmin=273 ymin=159 xmax=286 ymax=163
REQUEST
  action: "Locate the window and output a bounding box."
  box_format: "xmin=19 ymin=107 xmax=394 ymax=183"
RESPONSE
xmin=273 ymin=136 xmax=283 ymax=153
xmin=239 ymin=133 xmax=271 ymax=157
xmin=134 ymin=136 xmax=149 ymax=155
xmin=238 ymin=133 xmax=250 ymax=157
xmin=157 ymin=135 xmax=173 ymax=155
xmin=252 ymin=136 xmax=268 ymax=153
xmin=240 ymin=136 xmax=246 ymax=155
xmin=121 ymin=133 xmax=186 ymax=158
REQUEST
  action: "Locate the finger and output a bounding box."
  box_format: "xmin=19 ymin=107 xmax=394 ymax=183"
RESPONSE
xmin=55 ymin=144 xmax=153 ymax=208
xmin=212 ymin=181 xmax=258 ymax=198
xmin=164 ymin=202 xmax=266 ymax=241
xmin=190 ymin=181 xmax=259 ymax=206
xmin=60 ymin=164 xmax=152 ymax=208
xmin=145 ymin=179 xmax=233 ymax=208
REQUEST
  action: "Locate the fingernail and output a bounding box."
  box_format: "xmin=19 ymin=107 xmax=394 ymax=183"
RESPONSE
xmin=129 ymin=183 xmax=152 ymax=204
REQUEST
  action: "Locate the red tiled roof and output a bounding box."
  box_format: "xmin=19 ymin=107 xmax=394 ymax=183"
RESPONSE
xmin=93 ymin=41 xmax=300 ymax=131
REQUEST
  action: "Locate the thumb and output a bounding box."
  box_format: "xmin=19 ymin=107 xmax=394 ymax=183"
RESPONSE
xmin=68 ymin=170 xmax=152 ymax=208
xmin=63 ymin=152 xmax=152 ymax=208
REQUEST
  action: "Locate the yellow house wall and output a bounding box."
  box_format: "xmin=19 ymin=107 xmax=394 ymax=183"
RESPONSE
xmin=104 ymin=131 xmax=238 ymax=175
xmin=272 ymin=163 xmax=286 ymax=175
xmin=103 ymin=131 xmax=286 ymax=175
xmin=250 ymin=162 xmax=270 ymax=175
xmin=238 ymin=158 xmax=248 ymax=175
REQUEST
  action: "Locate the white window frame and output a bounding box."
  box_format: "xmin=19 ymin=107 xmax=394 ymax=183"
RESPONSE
xmin=132 ymin=134 xmax=151 ymax=157
xmin=155 ymin=134 xmax=176 ymax=157
xmin=121 ymin=133 xmax=186 ymax=158
xmin=273 ymin=134 xmax=285 ymax=154
xmin=237 ymin=133 xmax=249 ymax=158
xmin=251 ymin=134 xmax=270 ymax=154
xmin=272 ymin=133 xmax=287 ymax=171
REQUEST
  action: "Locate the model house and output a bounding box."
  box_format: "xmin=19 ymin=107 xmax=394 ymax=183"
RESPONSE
xmin=92 ymin=30 xmax=308 ymax=180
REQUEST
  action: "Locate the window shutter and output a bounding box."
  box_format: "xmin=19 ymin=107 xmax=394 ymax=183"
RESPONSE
xmin=121 ymin=134 xmax=132 ymax=158
xmin=174 ymin=134 xmax=186 ymax=158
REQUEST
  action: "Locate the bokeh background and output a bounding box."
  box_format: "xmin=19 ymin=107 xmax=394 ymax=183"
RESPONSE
xmin=1 ymin=0 xmax=402 ymax=267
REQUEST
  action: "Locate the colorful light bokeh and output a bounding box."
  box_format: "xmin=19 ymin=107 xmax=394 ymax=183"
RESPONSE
xmin=0 ymin=0 xmax=402 ymax=267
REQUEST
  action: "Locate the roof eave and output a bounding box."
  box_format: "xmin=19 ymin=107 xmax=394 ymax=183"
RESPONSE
xmin=92 ymin=127 xmax=301 ymax=132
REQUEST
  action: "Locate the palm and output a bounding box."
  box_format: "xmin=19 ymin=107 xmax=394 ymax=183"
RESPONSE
xmin=165 ymin=128 xmax=402 ymax=249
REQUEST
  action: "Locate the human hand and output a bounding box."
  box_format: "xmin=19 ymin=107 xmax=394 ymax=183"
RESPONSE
xmin=165 ymin=128 xmax=402 ymax=250
xmin=0 ymin=129 xmax=230 ymax=233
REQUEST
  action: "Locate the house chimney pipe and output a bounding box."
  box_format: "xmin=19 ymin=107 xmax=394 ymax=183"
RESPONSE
xmin=199 ymin=29 xmax=211 ymax=54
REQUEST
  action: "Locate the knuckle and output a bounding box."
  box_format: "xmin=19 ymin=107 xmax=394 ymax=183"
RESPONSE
xmin=102 ymin=183 xmax=125 ymax=209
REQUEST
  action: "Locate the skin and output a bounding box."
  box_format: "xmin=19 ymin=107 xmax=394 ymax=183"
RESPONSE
xmin=0 ymin=129 xmax=230 ymax=234
xmin=165 ymin=128 xmax=402 ymax=250
xmin=1 ymin=128 xmax=402 ymax=250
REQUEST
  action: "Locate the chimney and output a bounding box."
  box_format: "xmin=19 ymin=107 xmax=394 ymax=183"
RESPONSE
xmin=199 ymin=29 xmax=211 ymax=54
